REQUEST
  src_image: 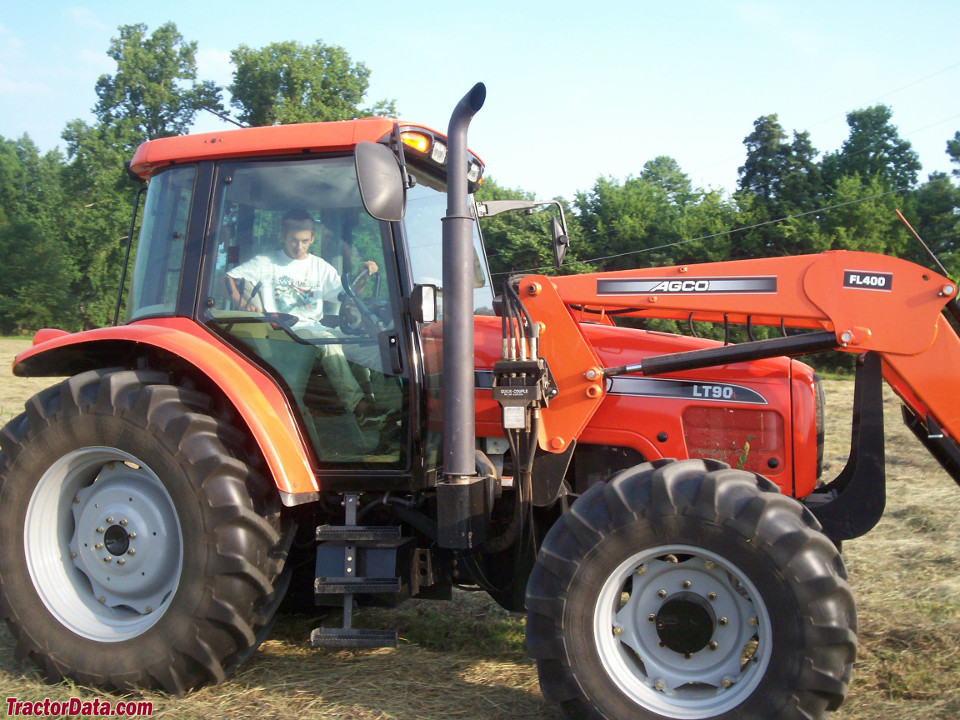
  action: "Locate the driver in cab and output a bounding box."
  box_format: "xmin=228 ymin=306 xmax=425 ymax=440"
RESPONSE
xmin=223 ymin=208 xmax=378 ymax=422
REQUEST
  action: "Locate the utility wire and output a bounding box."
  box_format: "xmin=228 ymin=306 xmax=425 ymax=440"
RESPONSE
xmin=490 ymin=186 xmax=907 ymax=278
xmin=688 ymin=59 xmax=960 ymax=181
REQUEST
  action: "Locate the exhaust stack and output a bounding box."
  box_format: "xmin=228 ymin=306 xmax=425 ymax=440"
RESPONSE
xmin=437 ymin=82 xmax=488 ymax=549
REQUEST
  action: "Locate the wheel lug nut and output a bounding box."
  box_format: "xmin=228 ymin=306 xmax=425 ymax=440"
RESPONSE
xmin=718 ymin=617 xmax=728 ymax=626
xmin=128 ymin=532 xmax=137 ymax=539
xmin=96 ymin=526 xmax=105 ymax=534
xmin=648 ymin=614 xmax=656 ymax=623
xmin=103 ymin=556 xmax=112 ymax=563
xmin=657 ymin=589 xmax=667 ymax=599
xmin=117 ymin=558 xmax=126 ymax=566
xmin=708 ymin=592 xmax=718 ymax=601
xmin=120 ymin=519 xmax=128 ymax=526
xmin=127 ymin=549 xmax=136 ymax=556
xmin=106 ymin=517 xmax=114 ymax=523
xmin=95 ymin=543 xmax=104 ymax=550
xmin=709 ymin=641 xmax=719 ymax=651
xmin=681 ymin=580 xmax=691 ymax=589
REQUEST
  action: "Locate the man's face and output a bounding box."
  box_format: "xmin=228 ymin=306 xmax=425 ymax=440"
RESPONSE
xmin=282 ymin=227 xmax=315 ymax=259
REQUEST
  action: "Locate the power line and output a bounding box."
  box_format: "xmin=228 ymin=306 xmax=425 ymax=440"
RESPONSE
xmin=687 ymin=59 xmax=960 ymax=183
xmin=490 ymin=186 xmax=907 ymax=278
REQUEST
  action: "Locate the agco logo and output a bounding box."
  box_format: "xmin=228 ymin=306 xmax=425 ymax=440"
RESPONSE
xmin=649 ymin=279 xmax=712 ymax=293
xmin=597 ymin=276 xmax=778 ymax=295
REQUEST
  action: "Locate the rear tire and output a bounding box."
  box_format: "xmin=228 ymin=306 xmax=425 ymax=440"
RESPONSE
xmin=525 ymin=458 xmax=857 ymax=720
xmin=0 ymin=369 xmax=290 ymax=694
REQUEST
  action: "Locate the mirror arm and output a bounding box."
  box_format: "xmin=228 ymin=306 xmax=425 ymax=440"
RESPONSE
xmin=390 ymin=122 xmax=417 ymax=189
xmin=476 ymin=199 xmax=569 ymax=234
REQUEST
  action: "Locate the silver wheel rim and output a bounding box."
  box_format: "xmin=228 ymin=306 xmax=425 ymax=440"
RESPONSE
xmin=593 ymin=544 xmax=772 ymax=719
xmin=24 ymin=447 xmax=184 ymax=642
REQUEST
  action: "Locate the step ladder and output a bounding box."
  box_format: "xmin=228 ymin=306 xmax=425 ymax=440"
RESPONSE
xmin=310 ymin=494 xmax=403 ymax=649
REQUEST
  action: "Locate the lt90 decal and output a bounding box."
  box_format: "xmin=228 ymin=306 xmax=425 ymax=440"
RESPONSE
xmin=843 ymin=270 xmax=893 ymax=291
xmin=606 ymin=377 xmax=768 ymax=405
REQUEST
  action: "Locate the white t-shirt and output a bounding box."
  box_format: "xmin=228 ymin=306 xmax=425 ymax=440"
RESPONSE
xmin=227 ymin=251 xmax=342 ymax=325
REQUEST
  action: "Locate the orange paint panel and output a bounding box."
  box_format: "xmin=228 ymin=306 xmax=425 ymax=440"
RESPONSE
xmin=790 ymin=363 xmax=820 ymax=498
xmin=802 ymin=252 xmax=949 ymax=355
xmin=514 ymin=276 xmax=605 ymax=452
xmin=129 ymin=118 xmax=397 ymax=178
xmin=882 ymin=315 xmax=960 ymax=442
xmin=548 ymin=251 xmax=956 ymax=354
xmin=15 ymin=319 xmax=317 ymax=497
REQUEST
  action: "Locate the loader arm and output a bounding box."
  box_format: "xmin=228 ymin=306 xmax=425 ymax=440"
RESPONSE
xmin=518 ymin=250 xmax=960 ymax=473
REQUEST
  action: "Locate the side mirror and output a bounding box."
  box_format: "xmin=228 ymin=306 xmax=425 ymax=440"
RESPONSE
xmin=551 ymin=215 xmax=569 ymax=268
xmin=355 ymin=141 xmax=406 ymax=222
xmin=410 ymin=284 xmax=438 ymax=324
xmin=475 ymin=198 xmax=571 ymax=268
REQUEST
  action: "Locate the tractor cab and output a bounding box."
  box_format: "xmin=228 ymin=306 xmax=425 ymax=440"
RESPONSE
xmin=123 ymin=121 xmax=492 ymax=481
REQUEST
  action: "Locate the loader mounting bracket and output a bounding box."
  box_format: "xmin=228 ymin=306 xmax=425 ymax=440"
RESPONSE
xmin=804 ymin=352 xmax=886 ymax=542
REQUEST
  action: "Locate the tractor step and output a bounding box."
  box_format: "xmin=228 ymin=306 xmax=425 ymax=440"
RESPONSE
xmin=315 ymin=524 xmax=402 ymax=546
xmin=311 ymin=494 xmax=403 ymax=650
xmin=314 ymin=576 xmax=401 ymax=595
xmin=310 ymin=627 xmax=398 ymax=649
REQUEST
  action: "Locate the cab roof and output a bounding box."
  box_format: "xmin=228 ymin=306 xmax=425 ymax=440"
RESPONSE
xmin=128 ymin=117 xmax=449 ymax=180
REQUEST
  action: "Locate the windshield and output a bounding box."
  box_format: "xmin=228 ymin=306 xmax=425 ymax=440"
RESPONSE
xmin=404 ymin=177 xmax=495 ymax=316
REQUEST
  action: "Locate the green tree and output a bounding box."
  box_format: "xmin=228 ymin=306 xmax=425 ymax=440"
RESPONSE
xmin=0 ymin=135 xmax=77 ymax=333
xmin=230 ymin=40 xmax=396 ymax=126
xmin=736 ymin=116 xmax=824 ymax=257
xmin=93 ymin=22 xmax=222 ymax=150
xmin=738 ymin=115 xmax=790 ymax=204
xmin=61 ymin=22 xmax=215 ymax=328
xmin=640 ymin=156 xmax=694 ymax=205
xmin=947 ymin=131 xmax=960 ymax=180
xmin=575 ymin=163 xmax=739 ymax=272
xmin=901 ymin=172 xmax=960 ymax=278
xmin=59 ymin=121 xmax=135 ymax=327
xmin=819 ymin=174 xmax=906 ymax=255
xmin=822 ymin=105 xmax=921 ymax=191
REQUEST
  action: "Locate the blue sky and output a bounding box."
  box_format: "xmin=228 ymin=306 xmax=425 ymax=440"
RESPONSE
xmin=2 ymin=1 xmax=959 ymax=201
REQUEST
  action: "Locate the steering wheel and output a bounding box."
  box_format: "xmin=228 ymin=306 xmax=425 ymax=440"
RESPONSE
xmin=339 ymin=269 xmax=386 ymax=336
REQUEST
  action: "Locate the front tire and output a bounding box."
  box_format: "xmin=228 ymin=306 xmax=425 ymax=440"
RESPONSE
xmin=526 ymin=458 xmax=857 ymax=720
xmin=0 ymin=369 xmax=289 ymax=693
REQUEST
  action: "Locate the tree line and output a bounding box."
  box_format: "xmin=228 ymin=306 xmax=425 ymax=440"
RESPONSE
xmin=1 ymin=22 xmax=958 ymax=338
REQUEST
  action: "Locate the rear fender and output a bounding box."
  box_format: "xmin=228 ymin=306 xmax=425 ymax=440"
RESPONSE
xmin=12 ymin=318 xmax=318 ymax=503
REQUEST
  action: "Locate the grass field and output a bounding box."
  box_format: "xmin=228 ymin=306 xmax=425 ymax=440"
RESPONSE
xmin=0 ymin=337 xmax=958 ymax=719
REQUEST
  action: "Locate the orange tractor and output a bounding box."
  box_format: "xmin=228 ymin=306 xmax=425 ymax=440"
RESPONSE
xmin=2 ymin=83 xmax=958 ymax=719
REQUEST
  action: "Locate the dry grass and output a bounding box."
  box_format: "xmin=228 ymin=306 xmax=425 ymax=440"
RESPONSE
xmin=0 ymin=337 xmax=958 ymax=718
